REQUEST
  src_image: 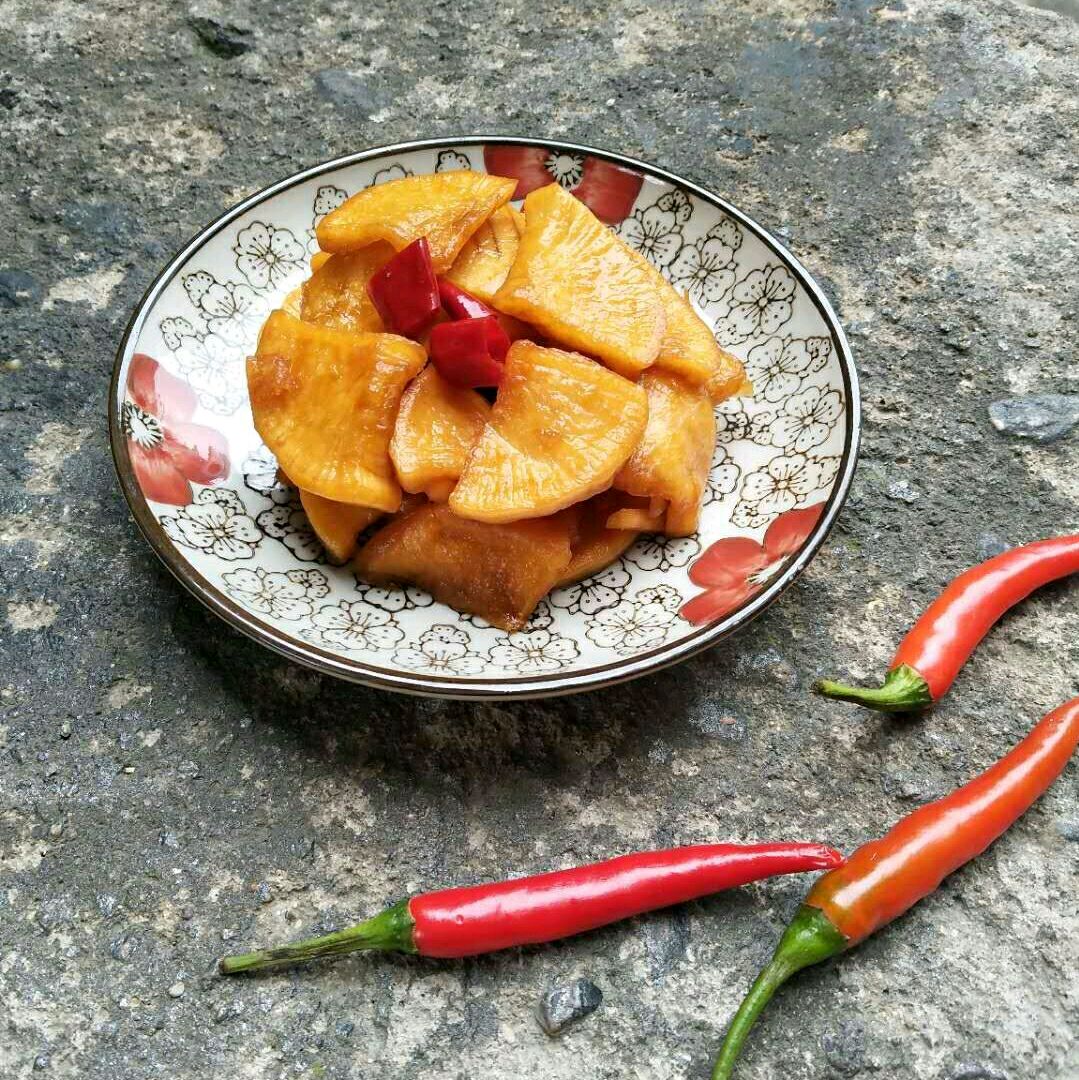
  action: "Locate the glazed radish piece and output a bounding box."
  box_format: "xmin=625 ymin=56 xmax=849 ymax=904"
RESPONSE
xmin=448 ymin=341 xmax=648 ymax=525
xmin=300 ymin=244 xmax=394 ymax=333
xmin=297 ymin=489 xmax=381 ymax=563
xmin=316 ymin=170 xmax=516 ymax=269
xmin=354 ymin=501 xmax=578 ymax=632
xmin=444 ymin=204 xmax=522 ymax=303
xmin=247 ymin=311 xmax=425 ymax=512
xmin=390 ymin=365 xmax=490 ymax=502
xmin=614 ymin=369 xmax=716 ymax=537
xmin=493 ymin=183 xmax=666 ymax=379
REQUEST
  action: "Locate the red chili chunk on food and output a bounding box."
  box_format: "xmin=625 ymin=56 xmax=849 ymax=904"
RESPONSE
xmin=366 ymin=237 xmax=441 ymax=339
xmin=438 ymin=278 xmax=498 ymax=321
xmin=428 ymin=316 xmax=509 ymax=388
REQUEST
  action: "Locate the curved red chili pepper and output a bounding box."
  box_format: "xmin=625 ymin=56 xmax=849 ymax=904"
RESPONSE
xmin=711 ymin=695 xmax=1079 ymax=1079
xmin=217 ymin=842 xmax=843 ymax=974
xmin=816 ymin=535 xmax=1079 ymax=711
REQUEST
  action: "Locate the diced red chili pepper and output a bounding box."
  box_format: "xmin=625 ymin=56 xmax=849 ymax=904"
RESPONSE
xmin=571 ymin=157 xmax=644 ymax=224
xmin=437 ymin=278 xmax=498 ymax=321
xmin=365 ymin=237 xmax=440 ymax=339
xmin=482 ymin=317 xmax=510 ymax=360
xmin=428 ymin=316 xmax=509 ymax=388
xmin=436 ymin=278 xmax=513 ymax=360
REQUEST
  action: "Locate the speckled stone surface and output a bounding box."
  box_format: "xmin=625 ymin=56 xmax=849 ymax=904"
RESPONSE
xmin=1 ymin=2 xmax=1077 ymax=1078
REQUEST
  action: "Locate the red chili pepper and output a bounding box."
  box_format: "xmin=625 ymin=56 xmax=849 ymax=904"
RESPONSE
xmin=816 ymin=535 xmax=1079 ymax=712
xmin=365 ymin=237 xmax=440 ymax=338
xmin=428 ymin=316 xmax=510 ymax=388
xmin=217 ymin=842 xmax=843 ymax=974
xmin=710 ymin=695 xmax=1079 ymax=1079
xmin=437 ymin=277 xmax=499 ymax=321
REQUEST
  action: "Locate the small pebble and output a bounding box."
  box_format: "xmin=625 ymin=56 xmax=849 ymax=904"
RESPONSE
xmin=335 ymin=1019 xmax=354 ymax=1040
xmin=109 ymin=930 xmax=140 ymax=961
xmin=214 ymin=1000 xmax=243 ymax=1024
xmin=36 ymin=905 xmax=66 ymax=932
xmin=953 ymin=1064 xmax=1008 ymax=1080
xmin=0 ymin=269 xmax=42 ymax=308
xmin=168 ymin=982 xmax=185 ymax=998
xmin=188 ymin=15 xmax=253 ymax=57
xmin=1057 ymin=819 xmax=1079 ymax=842
xmin=33 ymin=1053 xmax=49 ymax=1071
xmin=886 ymin=478 xmax=920 ymax=504
xmin=976 ymin=533 xmax=1010 ymax=561
xmin=537 ymin=978 xmax=603 ymax=1036
xmin=988 ymin=394 xmax=1079 ymax=443
xmin=314 ymin=68 xmax=385 ymax=119
xmin=255 ymin=881 xmax=273 ymax=904
xmin=58 ymin=721 xmax=72 ymax=740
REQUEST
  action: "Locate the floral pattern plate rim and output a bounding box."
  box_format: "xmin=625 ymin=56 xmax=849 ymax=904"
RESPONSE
xmin=109 ymin=136 xmax=860 ymax=699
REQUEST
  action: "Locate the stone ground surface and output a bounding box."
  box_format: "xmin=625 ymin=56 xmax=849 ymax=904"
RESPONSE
xmin=1 ymin=1 xmax=1077 ymax=1078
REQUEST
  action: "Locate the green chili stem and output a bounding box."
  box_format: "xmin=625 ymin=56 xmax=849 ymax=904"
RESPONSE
xmin=711 ymin=906 xmax=846 ymax=1080
xmin=813 ymin=664 xmax=933 ymax=713
xmin=218 ymin=899 xmax=415 ymax=975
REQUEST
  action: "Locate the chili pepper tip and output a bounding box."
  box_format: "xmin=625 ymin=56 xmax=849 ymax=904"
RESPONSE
xmin=813 ymin=663 xmax=933 ymax=714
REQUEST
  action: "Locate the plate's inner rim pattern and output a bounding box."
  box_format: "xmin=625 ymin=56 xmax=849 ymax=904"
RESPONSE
xmin=111 ymin=138 xmax=858 ymax=691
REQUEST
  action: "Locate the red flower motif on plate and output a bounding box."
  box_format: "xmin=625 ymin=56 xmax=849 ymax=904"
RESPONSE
xmin=680 ymin=502 xmax=826 ymax=625
xmin=482 ymin=145 xmax=643 ymax=224
xmin=122 ymin=353 xmax=230 ymax=506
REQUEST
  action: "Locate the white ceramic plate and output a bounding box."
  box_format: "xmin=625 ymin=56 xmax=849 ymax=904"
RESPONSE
xmin=109 ymin=137 xmax=859 ymax=698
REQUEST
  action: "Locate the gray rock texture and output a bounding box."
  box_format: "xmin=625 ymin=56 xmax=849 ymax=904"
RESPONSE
xmin=1 ymin=2 xmax=1077 ymax=1079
